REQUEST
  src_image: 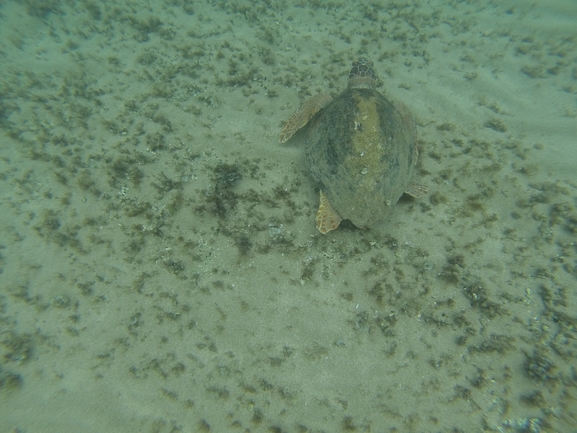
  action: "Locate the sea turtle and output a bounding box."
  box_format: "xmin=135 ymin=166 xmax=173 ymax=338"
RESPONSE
xmin=280 ymin=58 xmax=426 ymax=234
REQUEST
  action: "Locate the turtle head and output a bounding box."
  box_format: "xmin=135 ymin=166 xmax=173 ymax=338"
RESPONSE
xmin=347 ymin=58 xmax=377 ymax=89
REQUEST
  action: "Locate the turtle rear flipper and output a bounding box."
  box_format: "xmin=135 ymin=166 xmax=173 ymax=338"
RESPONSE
xmin=315 ymin=190 xmax=342 ymax=234
xmin=279 ymin=94 xmax=332 ymax=143
xmin=404 ymin=183 xmax=428 ymax=198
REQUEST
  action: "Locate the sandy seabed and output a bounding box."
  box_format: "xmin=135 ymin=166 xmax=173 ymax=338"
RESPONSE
xmin=1 ymin=0 xmax=576 ymax=432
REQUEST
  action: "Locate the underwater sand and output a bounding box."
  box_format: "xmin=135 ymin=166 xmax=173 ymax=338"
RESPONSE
xmin=1 ymin=0 xmax=576 ymax=432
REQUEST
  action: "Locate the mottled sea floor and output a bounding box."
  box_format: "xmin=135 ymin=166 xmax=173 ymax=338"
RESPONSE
xmin=1 ymin=0 xmax=576 ymax=432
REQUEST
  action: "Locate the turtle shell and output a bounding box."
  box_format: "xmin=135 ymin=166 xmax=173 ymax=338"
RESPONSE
xmin=305 ymin=87 xmax=417 ymax=229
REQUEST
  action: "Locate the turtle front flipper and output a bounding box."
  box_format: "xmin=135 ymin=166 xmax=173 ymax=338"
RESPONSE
xmin=315 ymin=190 xmax=342 ymax=234
xmin=279 ymin=94 xmax=332 ymax=143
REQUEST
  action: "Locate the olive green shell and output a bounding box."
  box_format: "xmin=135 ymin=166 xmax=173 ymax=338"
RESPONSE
xmin=305 ymin=87 xmax=417 ymax=229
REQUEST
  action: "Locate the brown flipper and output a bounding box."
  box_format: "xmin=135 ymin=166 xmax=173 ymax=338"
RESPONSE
xmin=279 ymin=94 xmax=332 ymax=143
xmin=315 ymin=190 xmax=342 ymax=234
xmin=404 ymin=183 xmax=428 ymax=198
